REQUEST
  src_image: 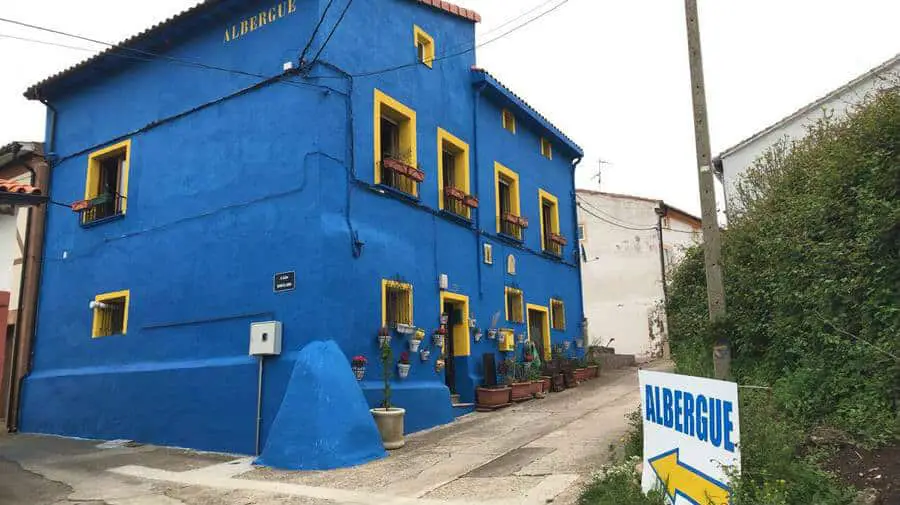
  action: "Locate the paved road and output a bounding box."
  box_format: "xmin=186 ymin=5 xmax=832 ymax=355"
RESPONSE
xmin=0 ymin=363 xmax=666 ymax=505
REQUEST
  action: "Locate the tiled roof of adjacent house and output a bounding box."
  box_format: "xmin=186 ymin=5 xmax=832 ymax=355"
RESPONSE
xmin=0 ymin=179 xmax=42 ymax=196
xmin=25 ymin=0 xmax=480 ymax=100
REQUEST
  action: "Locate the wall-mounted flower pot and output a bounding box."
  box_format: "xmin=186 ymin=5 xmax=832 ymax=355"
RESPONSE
xmin=510 ymin=382 xmax=532 ymax=402
xmin=420 ymin=349 xmax=431 ymax=362
xmin=488 ymin=329 xmax=497 ymax=340
xmin=435 ymin=359 xmax=445 ymax=372
xmin=563 ymin=340 xmax=570 ymax=350
xmin=409 ymin=339 xmax=422 ymax=352
xmin=575 ymin=338 xmax=584 ymax=349
xmin=516 ymin=333 xmax=525 ymax=344
xmin=475 ymin=386 xmax=511 ymax=411
xmin=433 ymin=334 xmax=445 ymax=347
xmin=351 ymin=366 xmax=366 ymax=381
xmin=474 ymin=329 xmax=483 ymax=342
xmin=397 ymin=363 xmax=411 ymax=379
xmin=371 ymin=407 xmax=405 ymax=450
xmin=378 ymin=334 xmax=391 ymax=347
xmin=396 ymin=323 xmax=416 ymax=335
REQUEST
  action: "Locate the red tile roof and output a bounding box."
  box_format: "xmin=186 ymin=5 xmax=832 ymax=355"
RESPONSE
xmin=0 ymin=179 xmax=42 ymax=195
xmin=415 ymin=0 xmax=481 ymax=22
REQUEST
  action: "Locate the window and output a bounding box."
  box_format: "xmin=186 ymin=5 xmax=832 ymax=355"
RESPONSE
xmin=374 ymin=89 xmax=419 ymax=196
xmin=495 ymin=162 xmax=524 ymax=240
xmin=507 ymin=254 xmax=516 ymax=275
xmin=578 ymin=224 xmax=586 ymax=241
xmin=382 ymin=279 xmax=413 ymax=328
xmin=551 ymin=299 xmax=566 ymax=330
xmin=541 ymin=138 xmax=552 ymax=159
xmin=505 ymin=287 xmax=524 ymax=323
xmin=437 ymin=128 xmax=471 ymax=219
xmin=483 ymin=243 xmax=493 ymax=264
xmin=501 ymin=109 xmax=516 ymax=134
xmin=92 ymin=290 xmax=130 ymax=338
xmin=414 ymin=26 xmax=434 ymax=68
xmin=539 ymin=189 xmax=563 ymax=257
xmin=83 ymin=140 xmax=131 ymax=225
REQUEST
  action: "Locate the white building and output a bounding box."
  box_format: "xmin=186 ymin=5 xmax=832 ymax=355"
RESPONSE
xmin=576 ymin=190 xmax=701 ymax=361
xmin=716 ymin=53 xmax=899 ymax=215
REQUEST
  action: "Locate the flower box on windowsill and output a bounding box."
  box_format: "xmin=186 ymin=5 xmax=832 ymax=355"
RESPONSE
xmin=502 ymin=212 xmax=529 ymax=228
xmin=463 ymin=195 xmax=479 ymax=208
xmin=444 ymin=186 xmax=466 ymax=200
xmin=383 ymin=157 xmax=425 ymax=183
xmin=549 ymin=233 xmax=568 ymax=246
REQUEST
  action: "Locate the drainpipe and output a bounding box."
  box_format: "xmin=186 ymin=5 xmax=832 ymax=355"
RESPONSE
xmin=473 ymin=82 xmax=488 ymax=299
xmin=569 ymin=156 xmax=583 ymax=351
xmin=5 ymin=102 xmax=54 ymax=431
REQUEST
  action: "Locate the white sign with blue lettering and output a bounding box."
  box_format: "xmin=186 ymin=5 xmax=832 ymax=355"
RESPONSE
xmin=639 ymin=370 xmax=740 ymax=505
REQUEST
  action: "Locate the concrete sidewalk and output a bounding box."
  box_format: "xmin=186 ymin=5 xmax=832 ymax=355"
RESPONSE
xmin=0 ymin=363 xmax=668 ymax=505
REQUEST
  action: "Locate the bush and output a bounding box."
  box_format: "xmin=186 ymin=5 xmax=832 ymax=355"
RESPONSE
xmin=667 ymin=87 xmax=900 ymax=445
xmin=579 ymin=458 xmax=666 ymax=505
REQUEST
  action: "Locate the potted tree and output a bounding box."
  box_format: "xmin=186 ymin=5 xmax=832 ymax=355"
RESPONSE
xmin=370 ymin=341 xmax=406 ymax=450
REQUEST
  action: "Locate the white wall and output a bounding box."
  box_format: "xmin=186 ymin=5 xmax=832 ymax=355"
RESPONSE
xmin=578 ymin=192 xmax=700 ymax=361
xmin=721 ymin=59 xmax=899 ymax=213
xmin=0 ymin=213 xmax=19 ymax=293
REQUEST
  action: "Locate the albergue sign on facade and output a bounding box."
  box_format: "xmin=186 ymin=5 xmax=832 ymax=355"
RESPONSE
xmin=224 ymin=0 xmax=298 ymax=43
xmin=639 ymin=370 xmax=741 ymax=505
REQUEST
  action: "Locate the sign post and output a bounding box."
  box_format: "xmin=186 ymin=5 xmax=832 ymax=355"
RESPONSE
xmin=639 ymin=370 xmax=740 ymax=504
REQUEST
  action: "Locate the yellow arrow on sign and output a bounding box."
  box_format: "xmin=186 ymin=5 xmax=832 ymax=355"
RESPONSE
xmin=649 ymin=449 xmax=731 ymax=505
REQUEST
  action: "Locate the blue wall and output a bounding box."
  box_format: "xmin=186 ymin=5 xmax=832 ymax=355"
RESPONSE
xmin=22 ymin=0 xmax=585 ymax=456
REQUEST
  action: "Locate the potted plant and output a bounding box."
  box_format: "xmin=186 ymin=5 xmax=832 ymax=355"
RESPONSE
xmin=527 ymin=362 xmax=544 ymax=399
xmin=435 ymin=358 xmax=445 ymax=371
xmin=351 ymin=355 xmax=367 ymax=381
xmin=463 ymin=194 xmax=479 ymax=208
xmin=475 ymin=377 xmax=512 ymax=411
xmin=378 ymin=326 xmax=391 ymax=347
xmin=396 ymin=323 xmax=416 ymax=335
xmin=397 ymin=352 xmax=411 ymax=379
xmin=410 ymin=328 xmax=424 ymax=352
xmin=506 ymin=361 xmax=532 ymax=402
xmin=420 ymin=348 xmax=431 ymax=362
xmin=433 ymin=327 xmax=446 ymax=347
xmin=370 ymin=341 xmax=406 ymax=450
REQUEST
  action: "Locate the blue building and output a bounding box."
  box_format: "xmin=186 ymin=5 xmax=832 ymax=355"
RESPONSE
xmin=20 ymin=0 xmax=585 ymax=455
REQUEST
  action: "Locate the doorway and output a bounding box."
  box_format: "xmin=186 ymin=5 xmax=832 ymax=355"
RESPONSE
xmin=439 ymin=292 xmax=470 ymax=396
xmin=527 ymin=305 xmax=551 ymax=362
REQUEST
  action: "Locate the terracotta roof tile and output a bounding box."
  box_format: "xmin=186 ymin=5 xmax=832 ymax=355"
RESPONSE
xmin=0 ymin=179 xmax=42 ymax=195
xmin=416 ymin=0 xmax=481 ymax=22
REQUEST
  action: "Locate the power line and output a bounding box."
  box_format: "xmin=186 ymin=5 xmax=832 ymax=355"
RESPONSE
xmin=576 ymin=194 xmax=655 ymax=229
xmin=445 ymin=0 xmax=558 ymax=53
xmin=577 ymin=202 xmax=657 ymax=231
xmin=298 ymin=0 xmax=335 ymax=65
xmin=576 ymin=194 xmax=700 ymax=235
xmin=308 ymin=0 xmax=354 ymax=68
xmin=0 ymin=16 xmax=330 ymax=94
xmin=311 ymin=0 xmax=573 ymax=79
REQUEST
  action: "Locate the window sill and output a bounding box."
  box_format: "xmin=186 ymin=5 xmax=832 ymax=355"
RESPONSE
xmin=542 ymin=250 xmax=564 ymax=261
xmin=496 ymin=232 xmax=524 ymax=245
xmin=374 ymin=184 xmax=420 ymax=203
xmin=438 ymin=209 xmax=474 ymax=226
xmin=80 ymin=213 xmax=125 ymax=229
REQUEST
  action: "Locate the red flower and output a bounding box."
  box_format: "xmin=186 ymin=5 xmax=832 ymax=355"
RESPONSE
xmin=351 ymin=355 xmax=367 ymax=367
xmin=399 ymin=352 xmax=410 ymax=364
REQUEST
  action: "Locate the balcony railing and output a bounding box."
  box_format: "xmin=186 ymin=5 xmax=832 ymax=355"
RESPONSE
xmin=75 ymin=193 xmax=124 ymax=225
xmin=380 ymin=155 xmax=424 ymax=196
xmin=443 ymin=186 xmax=478 ymax=220
xmin=544 ymin=232 xmax=567 ymax=258
xmin=500 ymin=212 xmax=528 ymax=241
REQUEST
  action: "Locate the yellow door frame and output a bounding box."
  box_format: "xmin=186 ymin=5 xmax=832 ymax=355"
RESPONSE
xmin=526 ymin=303 xmax=551 ymax=361
xmin=439 ymin=291 xmax=470 ymax=357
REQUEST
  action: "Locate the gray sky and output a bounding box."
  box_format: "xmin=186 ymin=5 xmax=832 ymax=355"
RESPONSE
xmin=1 ymin=0 xmax=898 ymax=215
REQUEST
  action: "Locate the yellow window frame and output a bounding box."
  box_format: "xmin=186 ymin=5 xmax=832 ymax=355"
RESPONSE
xmin=550 ymin=298 xmax=566 ymax=330
xmin=381 ymin=279 xmax=413 ymax=328
xmin=538 ymin=189 xmax=561 ymax=251
xmin=504 ymin=287 xmax=524 ymax=323
xmin=494 ymin=162 xmax=521 ymax=233
xmin=541 ymin=138 xmax=553 ymax=159
xmin=92 ymin=289 xmax=130 ymax=338
xmin=526 ymin=304 xmax=552 ymax=361
xmin=483 ymin=243 xmax=493 ymax=264
xmin=374 ymin=89 xmax=418 ymax=195
xmin=501 ymin=109 xmax=516 ymax=134
xmin=413 ymin=25 xmax=435 ymax=68
xmin=437 ymin=127 xmax=471 ymax=212
xmin=85 ymin=139 xmax=132 ymax=214
xmin=439 ymin=291 xmax=470 ymax=357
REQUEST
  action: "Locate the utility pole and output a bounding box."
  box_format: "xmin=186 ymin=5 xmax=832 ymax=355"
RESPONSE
xmin=683 ymin=0 xmax=730 ymax=379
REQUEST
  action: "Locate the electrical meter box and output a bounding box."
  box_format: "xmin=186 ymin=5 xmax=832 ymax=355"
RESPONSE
xmin=249 ymin=321 xmax=282 ymax=356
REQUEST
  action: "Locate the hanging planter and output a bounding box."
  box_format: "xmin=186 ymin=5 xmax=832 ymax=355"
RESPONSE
xmin=414 ymin=327 xmax=426 ymax=340
xmin=474 ymin=328 xmax=483 ymax=342
xmin=488 ymin=329 xmax=497 ymax=340
xmin=433 ymin=327 xmax=446 ymax=347
xmin=397 ymin=352 xmax=411 ymax=379
xmin=575 ymin=337 xmax=584 ymax=349
xmin=563 ymin=340 xmax=571 ymax=351
xmin=396 ymin=323 xmax=416 ymax=335
xmin=517 ymin=333 xmax=526 ymax=344
xmin=378 ymin=327 xmax=391 ymax=347
xmin=420 ymin=348 xmax=431 ymax=362
xmin=409 ymin=338 xmax=422 ymax=352
xmin=435 ymin=359 xmax=445 ymax=372
xmin=350 ymin=355 xmax=367 ymax=381
xmin=440 ymin=313 xmax=449 ymax=325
